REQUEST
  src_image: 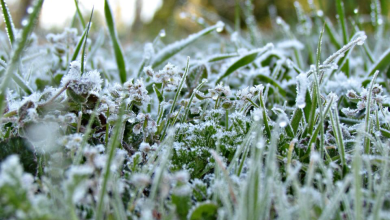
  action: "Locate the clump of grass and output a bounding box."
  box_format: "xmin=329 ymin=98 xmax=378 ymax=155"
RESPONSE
xmin=0 ymin=0 xmax=390 ymax=219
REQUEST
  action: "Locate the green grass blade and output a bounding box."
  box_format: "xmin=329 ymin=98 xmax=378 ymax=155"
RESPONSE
xmin=307 ymin=86 xmax=318 ymax=136
xmin=364 ymin=70 xmax=379 ymax=154
xmin=330 ymin=108 xmax=346 ymax=172
xmin=290 ymin=108 xmax=303 ymax=135
xmin=169 ymin=57 xmax=190 ymax=115
xmin=70 ymin=27 xmax=88 ymax=62
xmin=0 ymin=0 xmax=43 ymax=121
xmin=207 ymin=53 xmax=239 ymax=63
xmin=80 ymin=7 xmax=94 ymax=74
xmin=336 ymin=0 xmax=348 ymax=44
xmin=181 ymin=79 xmax=207 ymax=123
xmin=322 ymin=17 xmax=341 ymax=49
xmin=254 ymin=74 xmax=286 ymax=97
xmin=0 ymin=0 xmax=15 ymax=46
xmin=151 ymin=21 xmax=225 ymax=68
xmin=259 ymin=91 xmax=271 ymax=138
xmin=95 ymin=104 xmax=125 ymax=220
xmin=315 ymin=25 xmax=325 ymax=155
xmin=104 ymin=0 xmax=126 ymax=83
xmin=73 ymin=0 xmax=86 ymax=29
xmin=368 ymin=47 xmax=390 ymax=77
xmin=215 ymin=44 xmax=273 ymax=84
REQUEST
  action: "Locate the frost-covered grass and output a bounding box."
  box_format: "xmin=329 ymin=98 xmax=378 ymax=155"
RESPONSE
xmin=1 ymin=0 xmax=390 ymax=219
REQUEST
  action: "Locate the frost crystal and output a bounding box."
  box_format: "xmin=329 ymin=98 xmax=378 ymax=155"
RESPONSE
xmin=151 ymin=63 xmax=181 ymax=91
xmin=208 ymin=82 xmax=231 ymax=99
xmin=62 ymin=62 xmax=103 ymax=95
xmin=123 ymin=78 xmax=150 ymax=106
xmin=139 ymin=142 xmax=151 ymax=153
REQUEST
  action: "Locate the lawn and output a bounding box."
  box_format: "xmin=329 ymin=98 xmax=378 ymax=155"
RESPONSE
xmin=0 ymin=0 xmax=390 ymax=219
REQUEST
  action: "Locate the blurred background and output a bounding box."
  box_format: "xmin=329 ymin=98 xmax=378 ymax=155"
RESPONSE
xmin=1 ymin=0 xmax=389 ymax=42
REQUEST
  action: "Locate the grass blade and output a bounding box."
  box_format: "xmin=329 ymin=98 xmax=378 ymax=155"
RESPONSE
xmin=104 ymin=0 xmax=127 ymax=83
xmin=0 ymin=0 xmax=43 ymax=121
xmin=70 ymin=27 xmax=88 ymax=62
xmin=170 ymin=57 xmax=190 ymax=115
xmin=364 ymin=70 xmax=379 ymax=154
xmin=95 ymin=104 xmax=125 ymax=220
xmin=315 ymin=25 xmax=325 ymax=155
xmin=336 ymin=0 xmax=348 ymax=44
xmin=0 ymin=0 xmax=16 ymax=46
xmin=368 ymin=47 xmax=390 ymax=77
xmin=215 ymin=43 xmax=273 ymax=84
xmin=73 ymin=0 xmax=86 ymax=29
xmin=80 ymin=7 xmax=94 ymax=74
xmin=151 ymin=21 xmax=225 ymax=68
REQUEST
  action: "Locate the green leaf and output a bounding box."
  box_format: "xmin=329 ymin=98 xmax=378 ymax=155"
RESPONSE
xmin=151 ymin=22 xmax=224 ymax=68
xmin=290 ymin=108 xmax=303 ymax=135
xmin=153 ymin=84 xmax=163 ymax=102
xmin=0 ymin=0 xmax=15 ymax=46
xmin=0 ymin=137 xmax=37 ymax=175
xmin=104 ymin=0 xmax=127 ymax=83
xmin=303 ymin=89 xmax=312 ymax=122
xmin=172 ymin=193 xmax=191 ymax=220
xmin=215 ymin=44 xmax=273 ymax=84
xmin=189 ymin=202 xmax=218 ymax=220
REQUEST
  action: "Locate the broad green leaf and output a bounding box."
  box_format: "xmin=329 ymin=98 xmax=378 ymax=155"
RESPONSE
xmin=303 ymin=88 xmax=312 ymax=122
xmin=0 ymin=137 xmax=37 ymax=175
xmin=290 ymin=108 xmax=303 ymax=135
xmin=172 ymin=194 xmax=191 ymax=220
xmin=153 ymin=84 xmax=163 ymax=102
xmin=215 ymin=43 xmax=273 ymax=84
xmin=104 ymin=0 xmax=127 ymax=83
xmin=189 ymin=202 xmax=218 ymax=220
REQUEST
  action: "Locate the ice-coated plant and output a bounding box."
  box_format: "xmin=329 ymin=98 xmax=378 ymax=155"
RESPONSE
xmin=1 ymin=0 xmax=390 ymax=219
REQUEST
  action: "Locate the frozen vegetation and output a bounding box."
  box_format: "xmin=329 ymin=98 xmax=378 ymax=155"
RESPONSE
xmin=1 ymin=0 xmax=390 ymax=219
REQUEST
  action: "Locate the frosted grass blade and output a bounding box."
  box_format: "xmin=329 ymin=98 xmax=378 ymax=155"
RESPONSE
xmin=151 ymin=21 xmax=225 ymax=68
xmin=206 ymin=53 xmax=239 ymax=63
xmin=104 ymin=0 xmax=126 ymax=83
xmin=0 ymin=0 xmax=44 ymax=121
xmin=0 ymin=0 xmax=15 ymax=46
xmin=170 ymin=57 xmax=190 ymax=115
xmin=364 ymin=71 xmax=379 ymax=154
xmin=215 ymin=43 xmax=273 ymax=84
